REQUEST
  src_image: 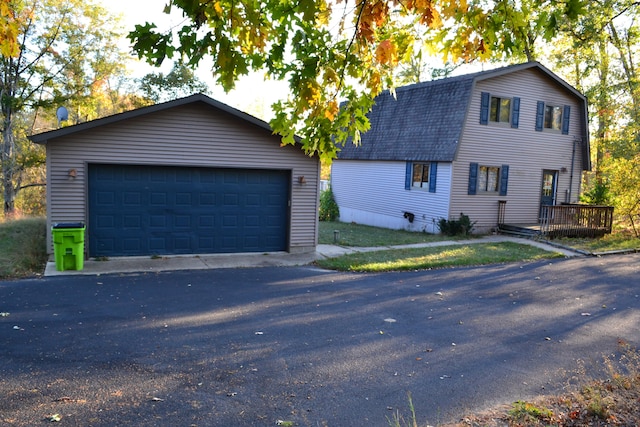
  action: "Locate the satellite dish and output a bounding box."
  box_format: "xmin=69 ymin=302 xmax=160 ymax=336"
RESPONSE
xmin=56 ymin=106 xmax=69 ymax=125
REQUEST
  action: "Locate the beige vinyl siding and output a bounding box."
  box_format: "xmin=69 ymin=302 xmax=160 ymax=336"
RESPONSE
xmin=450 ymin=68 xmax=587 ymax=231
xmin=45 ymin=103 xmax=319 ymax=254
xmin=332 ymin=160 xmax=451 ymax=233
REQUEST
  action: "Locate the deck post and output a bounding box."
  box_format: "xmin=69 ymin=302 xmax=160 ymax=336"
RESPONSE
xmin=498 ymin=200 xmax=507 ymax=226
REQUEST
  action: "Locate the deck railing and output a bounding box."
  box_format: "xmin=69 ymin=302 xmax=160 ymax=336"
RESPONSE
xmin=539 ymin=204 xmax=614 ymax=238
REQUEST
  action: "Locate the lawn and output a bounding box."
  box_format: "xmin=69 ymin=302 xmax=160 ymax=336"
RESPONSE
xmin=556 ymin=231 xmax=640 ymax=253
xmin=319 ymin=221 xmax=476 ymax=246
xmin=316 ymin=241 xmax=564 ymax=272
xmin=0 ymin=217 xmax=48 ymax=279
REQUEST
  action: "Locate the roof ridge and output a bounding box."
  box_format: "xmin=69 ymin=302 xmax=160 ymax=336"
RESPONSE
xmin=392 ymin=61 xmax=540 ymax=94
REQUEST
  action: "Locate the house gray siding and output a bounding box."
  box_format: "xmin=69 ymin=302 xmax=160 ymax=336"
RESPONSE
xmin=450 ymin=68 xmax=588 ymax=231
xmin=331 ymin=160 xmax=452 ymax=232
xmin=43 ymin=102 xmax=319 ymax=254
xmin=330 ymin=62 xmax=589 ymax=234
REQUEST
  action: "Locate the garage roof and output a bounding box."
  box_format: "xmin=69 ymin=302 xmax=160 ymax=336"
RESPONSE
xmin=29 ymin=93 xmax=278 ymax=145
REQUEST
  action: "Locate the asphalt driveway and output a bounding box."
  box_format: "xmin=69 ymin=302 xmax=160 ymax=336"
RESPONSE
xmin=2 ymin=253 xmax=640 ymax=426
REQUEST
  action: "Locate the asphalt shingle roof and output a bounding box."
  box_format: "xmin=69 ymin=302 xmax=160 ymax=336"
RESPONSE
xmin=337 ymin=75 xmax=474 ymax=161
xmin=336 ymin=61 xmax=588 ymax=163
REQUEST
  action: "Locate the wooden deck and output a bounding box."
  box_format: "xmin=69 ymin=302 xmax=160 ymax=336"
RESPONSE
xmin=498 ymin=204 xmax=614 ymax=238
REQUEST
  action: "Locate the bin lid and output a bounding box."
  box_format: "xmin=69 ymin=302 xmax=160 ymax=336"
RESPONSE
xmin=53 ymin=222 xmax=85 ymax=229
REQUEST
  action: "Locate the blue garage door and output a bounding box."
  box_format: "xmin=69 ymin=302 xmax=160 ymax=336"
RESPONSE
xmin=88 ymin=164 xmax=289 ymax=257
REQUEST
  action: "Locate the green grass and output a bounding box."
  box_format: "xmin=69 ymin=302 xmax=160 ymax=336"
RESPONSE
xmin=316 ymin=241 xmax=564 ymax=272
xmin=0 ymin=217 xmax=48 ymax=279
xmin=556 ymin=231 xmax=640 ymax=253
xmin=319 ymin=221 xmax=475 ymax=247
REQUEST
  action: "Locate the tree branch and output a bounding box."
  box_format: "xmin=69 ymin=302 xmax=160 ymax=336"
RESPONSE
xmin=18 ymin=182 xmax=46 ymax=191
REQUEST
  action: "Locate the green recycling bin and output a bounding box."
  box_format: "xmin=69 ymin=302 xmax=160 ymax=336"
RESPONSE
xmin=52 ymin=223 xmax=85 ymax=271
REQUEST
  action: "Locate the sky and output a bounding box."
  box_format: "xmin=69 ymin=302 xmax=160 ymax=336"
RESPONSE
xmin=102 ymin=0 xmax=488 ymax=120
xmin=104 ymin=0 xmax=286 ymax=120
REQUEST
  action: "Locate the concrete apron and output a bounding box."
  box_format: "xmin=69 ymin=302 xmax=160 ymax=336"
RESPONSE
xmin=43 ymin=236 xmax=582 ymax=277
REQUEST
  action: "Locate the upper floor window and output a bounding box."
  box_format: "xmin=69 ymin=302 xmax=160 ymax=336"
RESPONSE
xmin=544 ymin=105 xmax=563 ymax=130
xmin=490 ymin=96 xmax=511 ymax=123
xmin=536 ymin=101 xmax=571 ymax=134
xmin=480 ymin=92 xmax=520 ymax=128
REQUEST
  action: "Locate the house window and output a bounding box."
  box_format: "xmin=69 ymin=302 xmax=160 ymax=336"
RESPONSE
xmin=536 ymin=101 xmax=570 ymax=134
xmin=490 ymin=97 xmax=511 ymax=123
xmin=405 ymin=161 xmax=437 ymax=193
xmin=480 ymin=92 xmax=520 ymax=128
xmin=478 ymin=166 xmax=500 ymax=192
xmin=412 ymin=163 xmax=429 ymax=188
xmin=468 ymin=162 xmax=509 ymax=196
xmin=544 ymin=105 xmax=563 ymax=130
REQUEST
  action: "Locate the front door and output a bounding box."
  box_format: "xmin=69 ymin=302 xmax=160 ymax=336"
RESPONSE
xmin=539 ymin=170 xmax=558 ymax=221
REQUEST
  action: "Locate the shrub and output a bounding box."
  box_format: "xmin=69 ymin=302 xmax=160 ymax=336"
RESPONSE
xmin=580 ymin=181 xmax=611 ymax=205
xmin=319 ymin=188 xmax=339 ymax=222
xmin=438 ymin=213 xmax=475 ymax=236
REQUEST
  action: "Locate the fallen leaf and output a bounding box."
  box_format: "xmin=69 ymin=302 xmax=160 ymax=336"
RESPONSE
xmin=47 ymin=414 xmax=62 ymax=422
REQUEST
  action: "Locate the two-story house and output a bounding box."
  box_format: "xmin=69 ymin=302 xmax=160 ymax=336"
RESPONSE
xmin=331 ymin=61 xmax=591 ymax=234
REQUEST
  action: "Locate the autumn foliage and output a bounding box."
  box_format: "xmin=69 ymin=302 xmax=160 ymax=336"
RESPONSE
xmin=130 ymin=0 xmax=584 ymax=161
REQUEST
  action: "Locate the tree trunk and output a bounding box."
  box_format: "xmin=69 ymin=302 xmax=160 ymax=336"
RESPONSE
xmin=608 ymin=21 xmax=639 ymax=125
xmin=595 ymin=39 xmax=610 ymax=183
xmin=1 ymin=115 xmax=16 ymax=217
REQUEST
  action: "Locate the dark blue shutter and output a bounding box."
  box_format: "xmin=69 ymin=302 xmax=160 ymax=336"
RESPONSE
xmin=511 ymin=97 xmax=520 ymax=128
xmin=480 ymin=92 xmax=490 ymax=125
xmin=468 ymin=163 xmax=478 ymax=195
xmin=499 ymin=165 xmax=509 ymax=196
xmin=405 ymin=162 xmax=412 ymax=190
xmin=562 ymin=105 xmax=571 ymax=134
xmin=429 ymin=162 xmax=437 ymax=193
xmin=535 ymin=101 xmax=545 ymax=131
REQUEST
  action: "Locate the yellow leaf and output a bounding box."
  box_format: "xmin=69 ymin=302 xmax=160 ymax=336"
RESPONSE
xmin=213 ymin=1 xmax=223 ymax=16
xmin=375 ymin=39 xmax=397 ymax=65
xmin=324 ymin=100 xmax=339 ymax=121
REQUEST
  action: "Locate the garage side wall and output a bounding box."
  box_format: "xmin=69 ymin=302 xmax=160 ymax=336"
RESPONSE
xmin=45 ymin=103 xmax=319 ymax=255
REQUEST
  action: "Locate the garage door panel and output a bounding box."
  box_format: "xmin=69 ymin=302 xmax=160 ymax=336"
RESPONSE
xmin=88 ymin=164 xmax=289 ymax=257
xmin=123 ymin=215 xmax=141 ymax=228
xmin=200 ymin=193 xmax=216 ymax=205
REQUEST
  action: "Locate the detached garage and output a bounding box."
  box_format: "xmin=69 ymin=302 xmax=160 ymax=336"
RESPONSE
xmin=30 ymin=94 xmax=320 ymax=258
